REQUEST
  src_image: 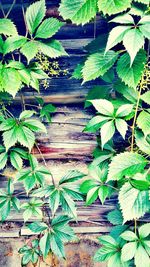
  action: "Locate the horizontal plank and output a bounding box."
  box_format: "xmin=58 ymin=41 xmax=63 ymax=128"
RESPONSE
xmin=21 ymin=226 xmax=111 ymax=236
xmin=17 ymin=79 xmax=106 ymax=105
xmin=33 ymin=143 xmax=95 ymax=160
xmin=0 ymin=230 xmax=20 ymax=238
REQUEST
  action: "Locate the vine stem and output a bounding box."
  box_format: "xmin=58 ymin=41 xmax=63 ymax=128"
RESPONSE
xmin=130 ymin=70 xmax=145 ymax=234
xmin=130 ymin=85 xmax=143 ymax=151
xmin=35 ymin=142 xmax=55 ymax=186
xmin=5 ymin=0 xmax=16 ymax=18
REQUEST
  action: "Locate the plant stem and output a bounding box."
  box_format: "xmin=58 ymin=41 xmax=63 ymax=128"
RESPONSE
xmin=0 ymin=3 xmax=5 ymax=17
xmin=5 ymin=0 xmax=16 ymax=18
xmin=25 ymin=104 xmax=41 ymax=109
xmin=21 ymin=4 xmax=29 ymax=37
xmin=131 ymin=70 xmax=145 ymax=235
xmin=21 ymin=93 xmax=25 ymax=111
xmin=35 ymin=142 xmax=55 ymax=186
xmin=131 ymin=76 xmax=144 ymax=151
xmin=5 ymin=108 xmax=15 ymax=118
xmin=106 ymin=184 xmax=119 ymax=191
xmin=134 ymin=219 xmax=137 ymax=235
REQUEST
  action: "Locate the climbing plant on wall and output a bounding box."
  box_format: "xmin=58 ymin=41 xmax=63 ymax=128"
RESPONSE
xmin=0 ymin=0 xmax=85 ymax=266
xmin=0 ymin=0 xmax=150 ymax=266
xmin=59 ymin=0 xmax=150 ymax=266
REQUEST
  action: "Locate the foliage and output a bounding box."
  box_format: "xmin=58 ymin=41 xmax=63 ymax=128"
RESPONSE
xmin=0 ymin=0 xmax=150 ymax=266
xmin=59 ymin=0 xmax=150 ymax=267
xmin=0 ymin=0 xmax=81 ymax=266
xmin=94 ymin=223 xmax=150 ymax=267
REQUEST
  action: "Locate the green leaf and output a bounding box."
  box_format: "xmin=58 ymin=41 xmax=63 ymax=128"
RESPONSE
xmin=6 ymin=61 xmax=25 ymax=70
xmin=90 ymin=99 xmax=114 ymax=116
xmin=108 ymin=252 xmax=125 ymax=267
xmin=22 ymin=209 xmax=33 ymax=222
xmin=139 ymin=24 xmax=150 ymax=40
xmin=129 ymin=3 xmax=148 ymax=16
xmin=35 ymin=18 xmax=64 ymax=39
xmin=135 ymin=0 xmax=150 ymax=4
xmin=116 ymin=49 xmax=147 ymax=89
xmin=116 ymin=104 xmax=134 ymax=117
xmin=85 ymin=85 xmax=111 ymax=108
xmin=98 ymin=235 xmax=117 ymax=247
xmin=0 ymin=18 xmax=17 ymax=36
xmin=86 ymin=186 xmax=99 ymax=205
xmin=49 ymin=189 xmax=60 ymax=215
xmin=12 ymin=147 xmax=28 ymax=159
xmin=37 ymin=40 xmax=67 ymax=58
xmin=114 ymin=80 xmax=138 ymax=104
xmin=23 ymin=119 xmax=47 ymax=133
xmin=60 ymin=191 xmax=77 ymax=218
xmin=110 ymin=14 xmax=134 ymax=24
xmin=0 ymin=118 xmax=16 ymax=131
xmin=94 ymin=246 xmax=113 ymax=262
xmin=134 ymin=244 xmax=150 ymax=267
xmin=19 ymin=110 xmax=35 ymax=120
xmin=0 ymin=152 xmax=8 ymax=170
xmin=20 ymin=41 xmax=38 ymax=63
xmin=50 ymin=235 xmax=65 ymax=259
xmin=80 ymin=180 xmax=96 ymax=194
xmin=139 ymin=15 xmax=150 ymax=24
xmin=16 ymin=126 xmax=35 ymax=151
xmin=21 ymin=251 xmax=32 ymax=265
xmin=115 ymin=119 xmax=128 ymax=139
xmin=121 ymin=230 xmax=138 ymax=241
xmin=59 ymin=170 xmax=85 ymax=184
xmin=107 ymin=209 xmax=123 ymax=225
xmin=26 ymin=0 xmax=46 ymax=34
xmin=143 ymin=240 xmax=150 ymax=257
xmin=0 ymin=200 xmax=11 ymax=221
xmin=119 ymin=182 xmax=150 ymax=222
xmin=59 ymin=0 xmax=97 ymax=25
xmin=105 ymin=26 xmax=131 ymax=53
xmin=1 ymin=68 xmax=21 ymax=97
xmin=39 ymin=232 xmax=50 ymax=258
xmin=28 ymin=222 xmax=48 ymax=233
xmin=72 ymin=63 xmax=83 ymax=80
xmin=123 ymin=28 xmax=144 ymax=65
xmin=11 ymin=197 xmax=20 ymax=211
xmin=141 ymin=91 xmax=150 ymax=105
xmin=139 ymin=223 xmax=150 ymax=238
xmin=98 ymin=0 xmax=132 ymax=15
xmin=10 ymin=151 xmax=22 ymax=170
xmin=3 ymin=127 xmax=17 ymax=151
xmin=108 ymin=152 xmax=147 ymax=181
xmin=130 ymin=178 xmax=150 ymax=191
xmin=85 ymin=116 xmax=109 ymax=132
xmin=98 ymin=185 xmax=109 ymax=204
xmin=3 ymin=36 xmax=27 ymax=55
xmin=82 ymin=50 xmax=118 ymax=82
xmin=135 ymin=130 xmax=150 ymax=155
xmin=18 ymin=69 xmax=31 ymax=86
xmin=0 ymin=36 xmax=4 ymax=53
xmin=85 ymin=33 xmax=108 ymax=53
xmin=51 ymin=215 xmax=70 ymax=227
xmin=101 ymin=120 xmax=115 ymax=149
xmin=40 ymin=104 xmax=56 ymax=122
xmin=137 ymin=111 xmax=150 ymax=136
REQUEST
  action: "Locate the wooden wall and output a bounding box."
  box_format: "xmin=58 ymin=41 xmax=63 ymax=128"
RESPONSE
xmin=1 ymin=1 xmax=149 ymax=236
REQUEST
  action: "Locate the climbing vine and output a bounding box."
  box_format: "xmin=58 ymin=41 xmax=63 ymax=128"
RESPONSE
xmin=59 ymin=0 xmax=150 ymax=266
xmin=0 ymin=1 xmax=85 ymax=266
xmin=0 ymin=0 xmax=150 ymax=266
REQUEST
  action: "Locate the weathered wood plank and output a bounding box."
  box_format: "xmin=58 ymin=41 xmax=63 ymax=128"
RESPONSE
xmin=21 ymin=226 xmax=111 ymax=236
xmin=0 ymin=230 xmax=20 ymax=238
